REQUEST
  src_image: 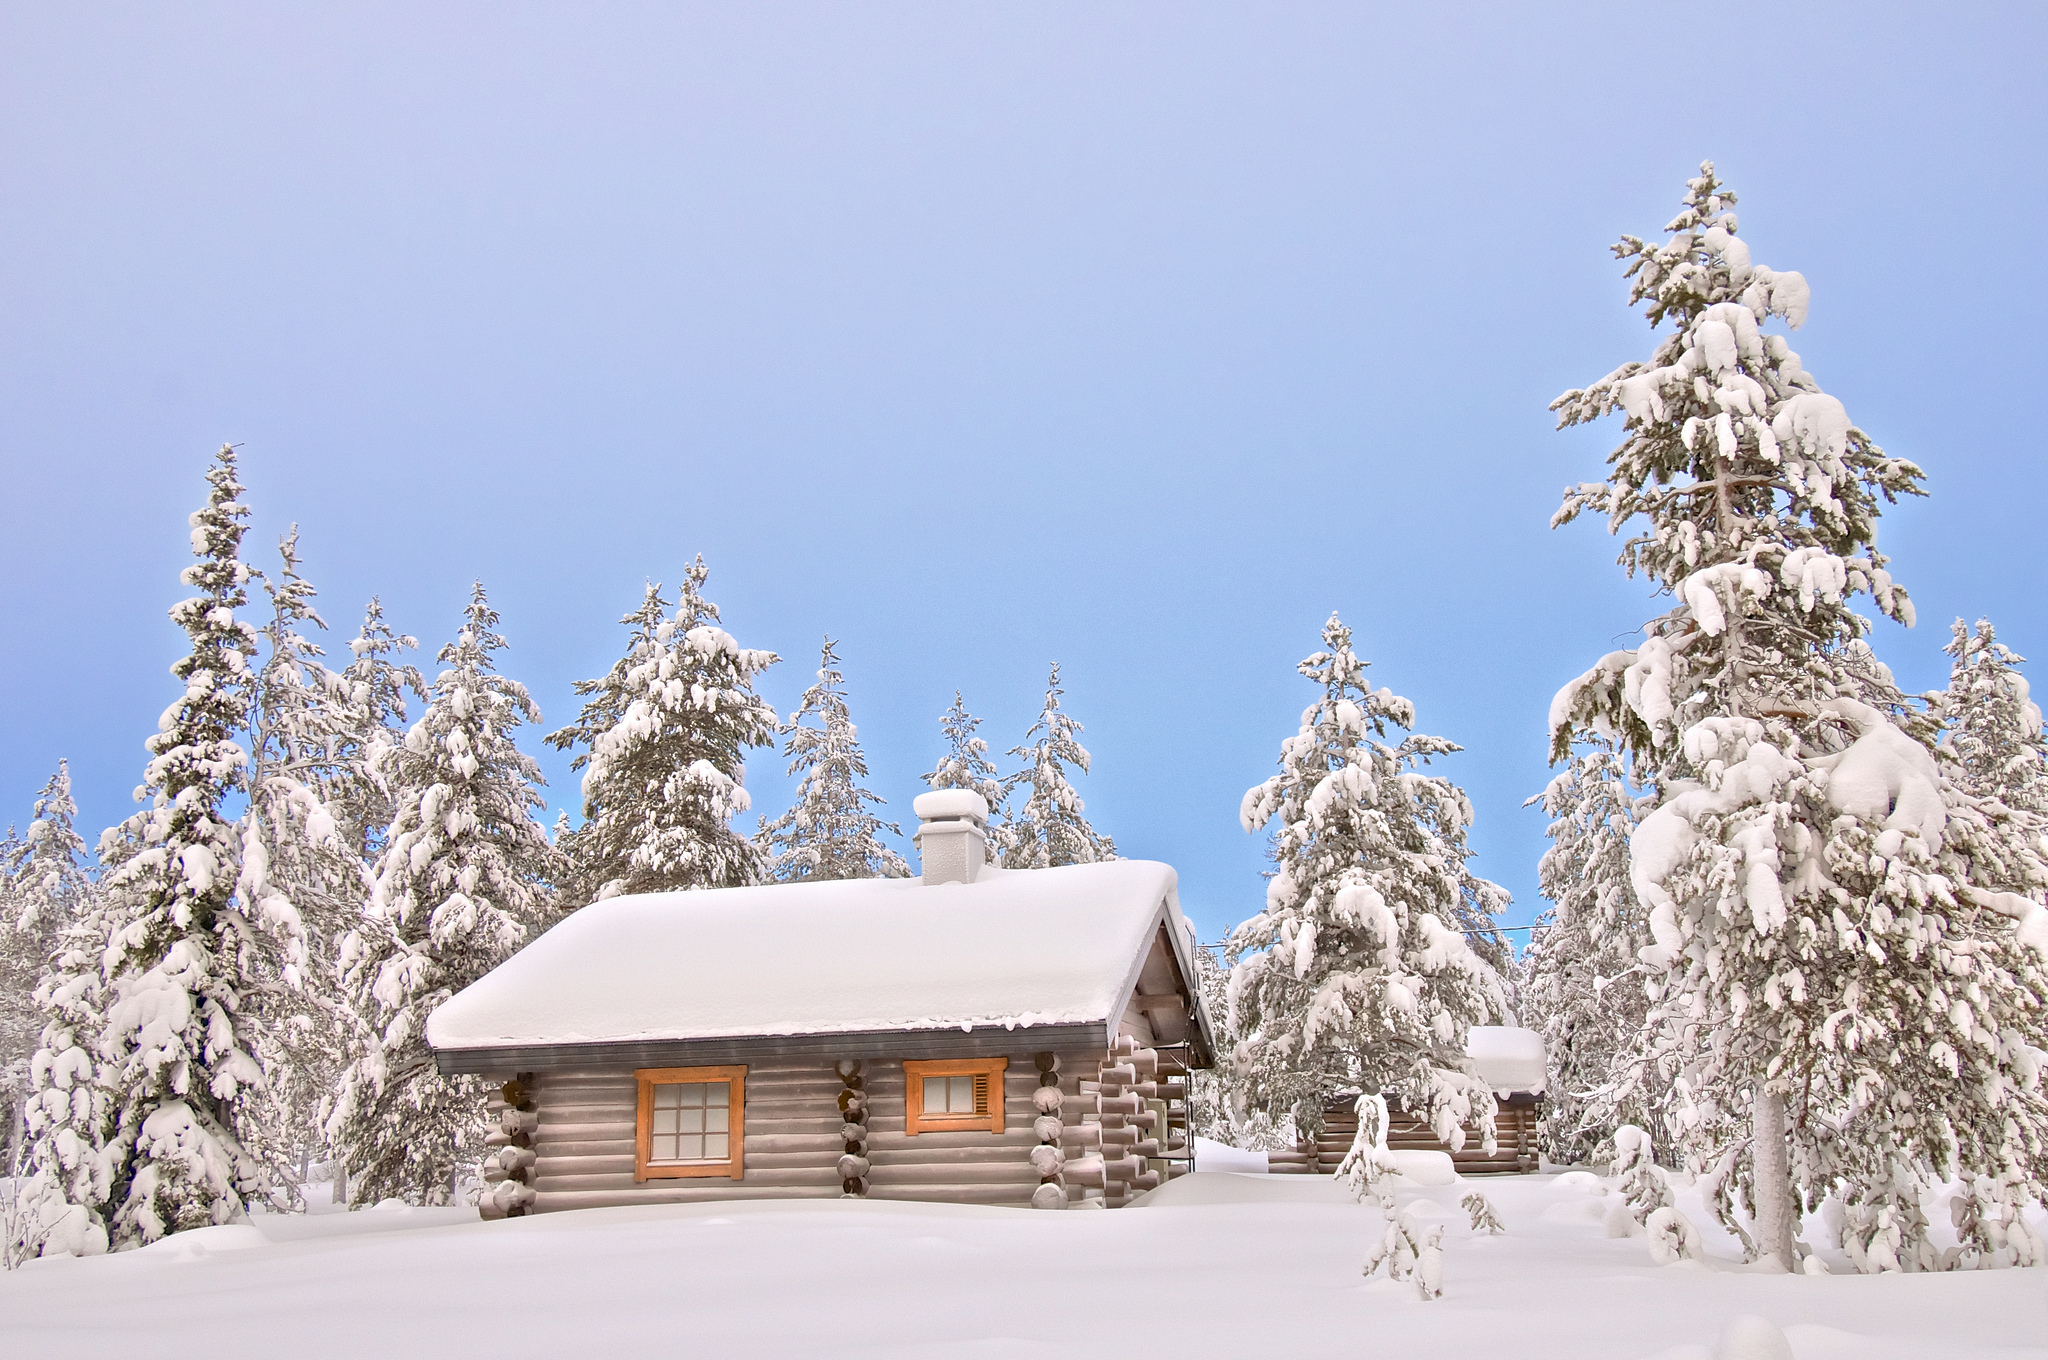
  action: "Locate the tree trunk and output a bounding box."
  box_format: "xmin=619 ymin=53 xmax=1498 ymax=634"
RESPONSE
xmin=1751 ymin=1088 xmax=1794 ymax=1270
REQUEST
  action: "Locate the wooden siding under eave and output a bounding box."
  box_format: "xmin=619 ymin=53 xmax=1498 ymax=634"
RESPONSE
xmin=431 ymin=1021 xmax=1111 ymax=1077
xmin=516 ymin=1046 xmax=1102 ymax=1213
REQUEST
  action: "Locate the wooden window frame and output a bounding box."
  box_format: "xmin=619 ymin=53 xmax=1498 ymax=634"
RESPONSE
xmin=634 ymin=1065 xmax=747 ymax=1181
xmin=902 ymin=1057 xmax=1007 ymax=1136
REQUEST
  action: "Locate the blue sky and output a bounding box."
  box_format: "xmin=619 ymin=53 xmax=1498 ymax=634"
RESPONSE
xmin=3 ymin=4 xmax=2043 ymax=945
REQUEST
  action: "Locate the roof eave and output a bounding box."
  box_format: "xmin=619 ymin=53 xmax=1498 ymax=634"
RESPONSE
xmin=431 ymin=1019 xmax=1114 ymax=1076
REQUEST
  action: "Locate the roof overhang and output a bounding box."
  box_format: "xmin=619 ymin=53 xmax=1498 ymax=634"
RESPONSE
xmin=433 ymin=1020 xmax=1114 ymax=1076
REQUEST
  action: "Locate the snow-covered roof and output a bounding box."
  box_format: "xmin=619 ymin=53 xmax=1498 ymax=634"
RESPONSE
xmin=1467 ymin=1026 xmax=1546 ymax=1096
xmin=427 ymin=860 xmax=1195 ymax=1057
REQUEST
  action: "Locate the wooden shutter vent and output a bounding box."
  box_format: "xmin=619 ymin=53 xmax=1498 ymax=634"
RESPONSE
xmin=973 ymin=1074 xmax=990 ymax=1116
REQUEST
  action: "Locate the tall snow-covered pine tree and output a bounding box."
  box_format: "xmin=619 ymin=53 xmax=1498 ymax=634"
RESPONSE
xmin=1549 ymin=164 xmax=2048 ymax=1271
xmin=328 ymin=584 xmax=560 ymax=1204
xmin=1230 ymin=614 xmax=1509 ymax=1151
xmin=759 ymin=639 xmax=909 ymax=882
xmin=87 ymin=445 xmax=302 ymax=1246
xmin=1942 ymin=618 xmax=2047 ymax=819
xmin=1520 ymin=744 xmax=1661 ymax=1164
xmin=549 ymin=559 xmax=779 ymax=900
xmin=997 ymin=664 xmax=1116 ymax=869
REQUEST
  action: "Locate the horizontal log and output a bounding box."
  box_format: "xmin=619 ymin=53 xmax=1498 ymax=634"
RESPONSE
xmin=865 ymin=1131 xmax=1038 ymax=1150
xmin=866 ymin=1146 xmax=1036 ymax=1167
xmin=537 ymin=1167 xmax=841 ymax=1191
xmin=536 ymin=1121 xmax=638 ymax=1142
xmin=535 ymin=1187 xmax=837 ymax=1209
xmin=869 ymin=1188 xmax=1035 ymax=1207
xmin=868 ymin=1164 xmax=1037 ymax=1186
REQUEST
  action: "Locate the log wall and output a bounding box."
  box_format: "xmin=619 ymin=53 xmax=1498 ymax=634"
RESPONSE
xmin=1305 ymin=1095 xmax=1541 ymax=1176
xmin=523 ymin=1046 xmax=1102 ymax=1213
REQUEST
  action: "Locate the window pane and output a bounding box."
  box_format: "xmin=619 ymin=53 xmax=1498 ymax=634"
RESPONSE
xmin=647 ymin=1079 xmax=735 ymax=1163
xmin=950 ymin=1076 xmax=975 ymax=1112
xmin=923 ymin=1076 xmax=947 ymax=1113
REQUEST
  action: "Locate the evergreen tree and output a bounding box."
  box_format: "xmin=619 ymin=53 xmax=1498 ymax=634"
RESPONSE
xmin=925 ymin=694 xmax=1004 ymax=808
xmin=1520 ymin=745 xmax=1662 ymax=1165
xmin=326 ymin=597 xmax=427 ymax=861
xmin=82 ymin=445 xmax=302 ymax=1246
xmin=1185 ymin=942 xmax=1237 ymax=1143
xmin=924 ymin=692 xmax=1003 ymax=867
xmin=1942 ymin=618 xmax=2047 ymax=818
xmin=328 ymin=584 xmax=560 ymax=1205
xmin=1548 ymin=164 xmax=2048 ymax=1270
xmin=1 ymin=765 xmax=95 ymax=1161
xmin=1229 ymin=614 xmax=1509 ymax=1152
xmin=242 ymin=531 xmax=368 ymax=1197
xmin=997 ymin=664 xmax=1116 ymax=869
xmin=759 ymin=639 xmax=910 ymax=882
xmin=548 ymin=559 xmax=779 ymax=900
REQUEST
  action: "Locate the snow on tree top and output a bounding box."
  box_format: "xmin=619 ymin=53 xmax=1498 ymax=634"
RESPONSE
xmin=425 ymin=859 xmax=1188 ymax=1050
xmin=1464 ymin=1026 xmax=1545 ymax=1096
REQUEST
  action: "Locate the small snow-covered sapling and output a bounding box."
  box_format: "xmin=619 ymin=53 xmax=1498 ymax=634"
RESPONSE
xmin=1361 ymin=1208 xmax=1426 ymax=1287
xmin=1415 ymin=1224 xmax=1444 ymax=1300
xmin=1460 ymin=1190 xmax=1504 ymax=1235
xmin=1644 ymin=1206 xmax=1705 ymax=1264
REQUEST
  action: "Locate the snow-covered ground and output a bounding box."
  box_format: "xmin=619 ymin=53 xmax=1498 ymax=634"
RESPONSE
xmin=2 ymin=1170 xmax=2041 ymax=1359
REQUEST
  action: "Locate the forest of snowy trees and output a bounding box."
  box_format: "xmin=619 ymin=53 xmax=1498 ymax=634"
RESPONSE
xmin=4 ymin=164 xmax=2046 ymax=1280
xmin=0 ymin=446 xmax=1122 ymax=1259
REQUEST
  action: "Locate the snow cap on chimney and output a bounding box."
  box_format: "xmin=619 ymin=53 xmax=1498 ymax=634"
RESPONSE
xmin=914 ymin=790 xmax=989 ymax=886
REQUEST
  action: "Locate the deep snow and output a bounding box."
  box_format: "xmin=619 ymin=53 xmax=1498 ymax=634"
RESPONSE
xmin=1 ymin=1170 xmax=2041 ymax=1358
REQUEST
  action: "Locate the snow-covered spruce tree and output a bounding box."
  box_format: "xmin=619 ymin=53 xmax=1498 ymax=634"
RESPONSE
xmin=2 ymin=765 xmax=96 ymax=1163
xmin=83 ymin=445 xmax=303 ymax=1247
xmin=1942 ymin=618 xmax=2047 ymax=819
xmin=1184 ymin=942 xmax=1238 ymax=1143
xmin=924 ymin=692 xmax=1005 ymax=863
xmin=548 ymin=559 xmax=779 ymax=901
xmin=758 ymin=639 xmax=910 ymax=882
xmin=1520 ymin=744 xmax=1664 ymax=1164
xmin=242 ymin=531 xmax=375 ymax=1196
xmin=325 ymin=597 xmax=427 ymax=862
xmin=997 ymin=664 xmax=1116 ymax=869
xmin=1548 ymin=163 xmax=2048 ymax=1271
xmin=328 ymin=584 xmax=561 ymax=1205
xmin=1229 ymin=614 xmax=1510 ymax=1151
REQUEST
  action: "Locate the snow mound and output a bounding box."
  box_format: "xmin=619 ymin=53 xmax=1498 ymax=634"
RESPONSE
xmin=1712 ymin=1315 xmax=1793 ymax=1360
xmin=1128 ymin=1172 xmax=1354 ymax=1208
xmin=1389 ymin=1150 xmax=1457 ymax=1186
xmin=137 ymin=1224 xmax=266 ymax=1258
xmin=1191 ymin=1137 xmax=1268 ymax=1173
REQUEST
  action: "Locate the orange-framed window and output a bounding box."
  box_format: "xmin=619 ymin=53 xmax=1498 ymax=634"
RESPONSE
xmin=634 ymin=1065 xmax=746 ymax=1180
xmin=902 ymin=1057 xmax=1007 ymax=1136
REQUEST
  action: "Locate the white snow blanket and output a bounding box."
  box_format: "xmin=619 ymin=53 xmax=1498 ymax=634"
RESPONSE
xmin=1191 ymin=1137 xmax=1268 ymax=1174
xmin=1467 ymin=1025 xmax=1546 ymax=1096
xmin=5 ymin=1173 xmax=2040 ymax=1359
xmin=428 ymin=860 xmax=1189 ymax=1049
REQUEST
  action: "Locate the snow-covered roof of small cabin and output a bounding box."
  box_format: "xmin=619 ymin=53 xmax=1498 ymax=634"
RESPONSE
xmin=1467 ymin=1026 xmax=1546 ymax=1096
xmin=426 ymin=860 xmax=1194 ymax=1055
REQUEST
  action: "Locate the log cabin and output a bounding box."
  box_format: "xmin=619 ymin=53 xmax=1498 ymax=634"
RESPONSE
xmin=426 ymin=790 xmax=1215 ymax=1217
xmin=1270 ymin=1026 xmax=1548 ymax=1176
